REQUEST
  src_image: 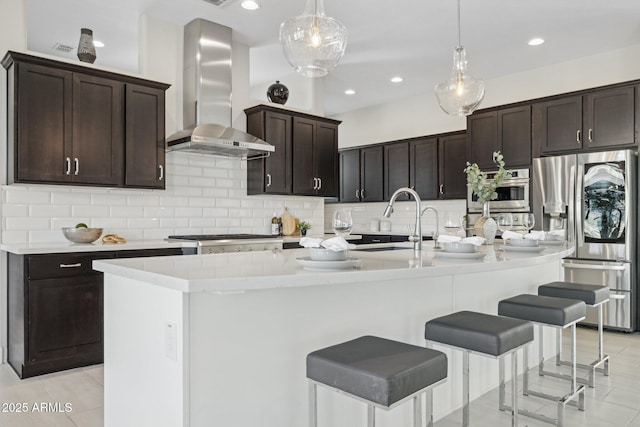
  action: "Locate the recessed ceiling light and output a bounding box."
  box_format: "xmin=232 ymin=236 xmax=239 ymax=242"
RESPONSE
xmin=528 ymin=38 xmax=544 ymax=46
xmin=344 ymin=89 xmax=356 ymax=95
xmin=240 ymin=0 xmax=261 ymax=10
xmin=93 ymin=40 xmax=105 ymax=48
xmin=390 ymin=76 xmax=403 ymax=83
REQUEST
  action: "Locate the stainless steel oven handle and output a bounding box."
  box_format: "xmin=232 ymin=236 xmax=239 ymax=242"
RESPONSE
xmin=561 ymin=261 xmax=626 ymax=271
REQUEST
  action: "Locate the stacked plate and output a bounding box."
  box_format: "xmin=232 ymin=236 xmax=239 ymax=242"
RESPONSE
xmin=434 ymin=242 xmax=485 ymax=260
xmin=296 ymin=248 xmax=360 ymax=271
xmin=500 ymin=238 xmax=545 ymax=253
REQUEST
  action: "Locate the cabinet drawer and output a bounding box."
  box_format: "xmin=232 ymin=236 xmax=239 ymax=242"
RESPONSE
xmin=28 ymin=252 xmax=115 ymax=279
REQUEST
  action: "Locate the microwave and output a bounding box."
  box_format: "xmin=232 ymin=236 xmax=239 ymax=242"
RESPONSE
xmin=467 ymin=168 xmax=530 ymax=213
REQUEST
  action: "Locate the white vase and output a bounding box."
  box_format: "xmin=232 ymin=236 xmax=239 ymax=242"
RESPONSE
xmin=473 ymin=202 xmax=497 ymax=244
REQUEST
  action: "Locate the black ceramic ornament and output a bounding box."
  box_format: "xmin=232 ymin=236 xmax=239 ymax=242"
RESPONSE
xmin=77 ymin=28 xmax=97 ymax=63
xmin=267 ymin=81 xmax=289 ymax=105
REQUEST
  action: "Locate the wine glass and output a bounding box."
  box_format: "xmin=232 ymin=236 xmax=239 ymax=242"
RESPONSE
xmin=497 ymin=213 xmax=514 ymax=238
xmin=522 ymin=213 xmax=535 ymax=236
xmin=332 ymin=209 xmax=353 ymax=237
xmin=443 ymin=211 xmax=463 ymax=235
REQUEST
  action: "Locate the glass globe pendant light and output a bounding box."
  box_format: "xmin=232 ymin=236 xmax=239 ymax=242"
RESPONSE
xmin=279 ymin=0 xmax=348 ymax=78
xmin=434 ymin=0 xmax=485 ymax=116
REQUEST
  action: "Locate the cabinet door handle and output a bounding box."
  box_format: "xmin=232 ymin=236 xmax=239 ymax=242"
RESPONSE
xmin=361 ymin=189 xmax=365 ymax=199
xmin=65 ymin=157 xmax=71 ymax=175
xmin=588 ymin=128 xmax=593 ymax=142
xmin=356 ymin=189 xmax=360 ymax=199
xmin=439 ymin=184 xmax=444 ymax=195
xmin=266 ymin=173 xmax=272 ymax=187
xmin=158 ymin=165 xmax=164 ymax=181
xmin=60 ymin=263 xmax=82 ymax=268
xmin=318 ymin=177 xmax=322 ymax=190
xmin=576 ymin=130 xmax=581 ymax=144
xmin=74 ymin=158 xmax=79 ymax=175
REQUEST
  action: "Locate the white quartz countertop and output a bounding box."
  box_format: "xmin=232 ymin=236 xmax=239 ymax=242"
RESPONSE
xmin=93 ymin=242 xmax=574 ymax=294
xmin=0 ymin=239 xmax=197 ymax=254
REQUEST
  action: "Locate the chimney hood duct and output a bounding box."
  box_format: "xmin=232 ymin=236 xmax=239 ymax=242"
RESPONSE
xmin=166 ymin=19 xmax=274 ymax=158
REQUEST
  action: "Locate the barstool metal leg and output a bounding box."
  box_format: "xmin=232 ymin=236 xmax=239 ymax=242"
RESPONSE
xmin=511 ymin=351 xmax=518 ymax=427
xmin=367 ymin=405 xmax=375 ymax=427
xmin=309 ymin=382 xmax=318 ymax=427
xmin=425 ymin=389 xmax=434 ymax=427
xmin=463 ymin=350 xmax=470 ymax=427
xmin=538 ymin=324 xmax=545 ymax=376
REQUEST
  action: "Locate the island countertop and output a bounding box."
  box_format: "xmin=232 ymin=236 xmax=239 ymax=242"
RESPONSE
xmin=93 ymin=242 xmax=574 ymax=294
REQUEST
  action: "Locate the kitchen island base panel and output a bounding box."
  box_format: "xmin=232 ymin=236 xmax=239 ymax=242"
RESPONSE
xmin=103 ymin=260 xmax=562 ymax=427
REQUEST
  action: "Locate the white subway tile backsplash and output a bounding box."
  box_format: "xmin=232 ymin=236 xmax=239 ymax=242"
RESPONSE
xmin=51 ymin=192 xmax=92 ymax=205
xmin=6 ymin=217 xmax=50 ymax=230
xmin=1 ymin=154 xmax=327 ymax=245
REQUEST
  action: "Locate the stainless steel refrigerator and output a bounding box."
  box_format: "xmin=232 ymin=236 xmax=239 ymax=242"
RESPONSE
xmin=533 ymin=150 xmax=636 ymax=332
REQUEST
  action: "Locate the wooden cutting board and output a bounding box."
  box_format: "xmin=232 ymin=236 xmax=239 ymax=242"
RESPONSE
xmin=282 ymin=208 xmax=296 ymax=236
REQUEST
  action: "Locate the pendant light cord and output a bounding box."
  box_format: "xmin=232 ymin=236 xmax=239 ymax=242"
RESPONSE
xmin=456 ymin=0 xmax=462 ymax=47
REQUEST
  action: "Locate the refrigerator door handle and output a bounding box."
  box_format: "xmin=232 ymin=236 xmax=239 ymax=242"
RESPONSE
xmin=561 ymin=261 xmax=626 ymax=271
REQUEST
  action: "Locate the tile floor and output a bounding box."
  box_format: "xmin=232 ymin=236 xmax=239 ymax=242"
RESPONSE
xmin=0 ymin=327 xmax=638 ymax=427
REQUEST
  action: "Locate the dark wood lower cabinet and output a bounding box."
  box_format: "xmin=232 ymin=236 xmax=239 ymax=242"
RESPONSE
xmin=7 ymin=248 xmax=194 ymax=378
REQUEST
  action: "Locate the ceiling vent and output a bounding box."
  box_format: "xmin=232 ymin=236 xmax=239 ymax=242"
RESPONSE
xmin=202 ymin=0 xmax=236 ymax=6
xmin=52 ymin=43 xmax=74 ymax=53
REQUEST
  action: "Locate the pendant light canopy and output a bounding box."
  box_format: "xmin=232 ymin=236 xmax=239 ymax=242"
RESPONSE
xmin=434 ymin=0 xmax=485 ymax=116
xmin=279 ymin=0 xmax=347 ymax=78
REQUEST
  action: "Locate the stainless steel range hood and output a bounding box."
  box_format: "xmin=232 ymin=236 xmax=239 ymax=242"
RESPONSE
xmin=166 ymin=19 xmax=274 ymax=158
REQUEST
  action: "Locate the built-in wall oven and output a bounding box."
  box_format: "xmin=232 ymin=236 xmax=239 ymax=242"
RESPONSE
xmin=467 ymin=168 xmax=530 ymax=213
xmin=467 ymin=168 xmax=530 ymax=231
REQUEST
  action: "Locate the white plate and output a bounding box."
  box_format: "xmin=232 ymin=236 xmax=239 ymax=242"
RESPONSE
xmin=434 ymin=251 xmax=485 ymax=260
xmin=499 ymin=245 xmax=545 ymax=253
xmin=296 ymin=257 xmax=361 ymax=271
xmin=539 ymin=240 xmax=567 ymax=246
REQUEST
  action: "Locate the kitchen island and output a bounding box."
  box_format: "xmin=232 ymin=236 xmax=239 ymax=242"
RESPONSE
xmin=93 ymin=243 xmax=573 ymax=427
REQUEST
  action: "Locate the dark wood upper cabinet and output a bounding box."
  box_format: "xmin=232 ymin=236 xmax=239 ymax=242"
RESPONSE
xmin=3 ymin=51 xmax=170 ymax=189
xmin=533 ymin=96 xmax=583 ymax=154
xmin=583 ymin=86 xmax=635 ymax=149
xmin=72 ymin=73 xmax=124 ymax=186
xmin=338 ymin=146 xmax=383 ymax=202
xmin=360 ymin=146 xmax=384 ymax=202
xmin=13 ymin=62 xmax=73 ymax=183
xmin=340 ymin=149 xmax=360 ymax=202
xmin=409 ymin=137 xmax=438 ymax=200
xmin=467 ymin=105 xmax=531 ymax=168
xmin=246 ymin=109 xmax=293 ymax=194
xmin=384 ymin=142 xmax=409 ymax=201
xmin=534 ymin=86 xmax=636 ymax=155
xmin=498 ymin=105 xmax=531 ymax=167
xmin=245 ymin=104 xmax=340 ymax=197
xmin=439 ymin=133 xmax=467 ymax=199
xmin=125 ymin=84 xmax=166 ymax=189
xmin=467 ymin=111 xmax=499 ymax=169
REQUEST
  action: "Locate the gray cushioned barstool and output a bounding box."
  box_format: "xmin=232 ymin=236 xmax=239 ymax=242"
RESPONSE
xmin=424 ymin=311 xmax=534 ymax=427
xmin=538 ymin=281 xmax=610 ymax=387
xmin=498 ymin=294 xmax=586 ymax=426
xmin=307 ymin=335 xmax=447 ymax=427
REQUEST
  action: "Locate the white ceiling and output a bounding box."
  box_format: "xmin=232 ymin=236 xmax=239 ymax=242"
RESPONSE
xmin=25 ymin=0 xmax=640 ymax=117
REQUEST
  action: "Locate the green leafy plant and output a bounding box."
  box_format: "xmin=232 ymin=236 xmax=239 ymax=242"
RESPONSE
xmin=463 ymin=151 xmax=511 ymax=205
xmin=297 ymin=221 xmax=312 ymax=231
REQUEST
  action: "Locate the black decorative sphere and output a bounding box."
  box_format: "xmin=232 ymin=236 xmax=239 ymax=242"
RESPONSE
xmin=267 ymin=81 xmax=289 ymax=105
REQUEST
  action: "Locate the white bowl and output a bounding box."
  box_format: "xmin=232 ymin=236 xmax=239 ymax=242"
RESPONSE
xmin=443 ymin=242 xmax=476 ymax=253
xmin=62 ymin=227 xmax=103 ymax=244
xmin=509 ymin=238 xmax=538 ymax=247
xmin=309 ymin=248 xmax=348 ymax=261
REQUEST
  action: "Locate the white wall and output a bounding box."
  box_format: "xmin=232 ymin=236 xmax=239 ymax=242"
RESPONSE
xmin=336 ymin=43 xmax=640 ymax=148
